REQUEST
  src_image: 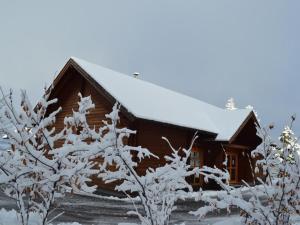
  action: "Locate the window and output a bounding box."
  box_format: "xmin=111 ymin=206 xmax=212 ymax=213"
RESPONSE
xmin=227 ymin=153 xmax=238 ymax=183
xmin=190 ymin=147 xmax=202 ymax=185
xmin=190 ymin=151 xmax=200 ymax=168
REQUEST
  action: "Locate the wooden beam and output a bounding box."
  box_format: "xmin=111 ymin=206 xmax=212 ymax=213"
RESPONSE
xmin=223 ymin=144 xmax=250 ymax=150
xmin=229 ymin=111 xmax=258 ymax=144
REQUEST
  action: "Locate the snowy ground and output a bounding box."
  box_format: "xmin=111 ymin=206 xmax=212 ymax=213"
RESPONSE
xmin=3 ymin=190 xmax=300 ymax=225
xmin=0 ymin=191 xmax=239 ymax=225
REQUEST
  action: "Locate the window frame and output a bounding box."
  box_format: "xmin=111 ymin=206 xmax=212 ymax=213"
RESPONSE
xmin=190 ymin=147 xmax=202 ymax=185
xmin=227 ymin=152 xmax=239 ymax=183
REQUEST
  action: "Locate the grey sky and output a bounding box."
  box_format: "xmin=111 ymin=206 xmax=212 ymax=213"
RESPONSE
xmin=0 ymin=1 xmax=299 ymax=135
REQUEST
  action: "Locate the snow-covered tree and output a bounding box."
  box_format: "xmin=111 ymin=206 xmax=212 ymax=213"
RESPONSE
xmin=82 ymin=103 xmax=197 ymax=225
xmin=246 ymin=105 xmax=260 ymax=122
xmin=50 ymin=94 xmax=198 ymax=225
xmin=243 ymin=121 xmax=300 ymax=225
xmin=225 ymin=98 xmax=260 ymax=122
xmin=0 ymin=93 xmax=9 ymax=139
xmin=0 ymin=88 xmax=96 ymax=225
xmin=0 ymin=87 xmax=198 ymax=225
xmin=225 ymin=97 xmax=237 ymax=110
xmin=192 ymin=118 xmax=300 ymax=225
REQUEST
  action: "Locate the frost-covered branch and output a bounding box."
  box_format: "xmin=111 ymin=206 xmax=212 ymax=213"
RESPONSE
xmin=0 ymin=88 xmax=97 ymax=225
xmin=192 ymin=118 xmax=300 ymax=225
xmin=91 ymin=105 xmax=197 ymax=225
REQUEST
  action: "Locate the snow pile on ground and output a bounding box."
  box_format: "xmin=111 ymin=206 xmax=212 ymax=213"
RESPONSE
xmin=73 ymin=190 xmax=139 ymax=202
xmin=0 ymin=139 xmax=10 ymax=151
xmin=0 ymin=208 xmax=40 ymax=225
xmin=212 ymin=216 xmax=241 ymax=225
xmin=118 ymin=223 xmax=138 ymax=225
xmin=118 ymin=219 xmax=242 ymax=225
xmin=56 ymin=223 xmax=81 ymax=225
xmin=211 ymin=215 xmax=300 ymax=225
xmin=0 ymin=208 xmax=81 ymax=225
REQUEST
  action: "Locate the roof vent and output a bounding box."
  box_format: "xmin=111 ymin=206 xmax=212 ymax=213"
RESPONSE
xmin=133 ymin=72 xmax=140 ymax=78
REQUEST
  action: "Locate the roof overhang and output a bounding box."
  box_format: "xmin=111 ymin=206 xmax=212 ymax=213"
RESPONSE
xmin=49 ymin=57 xmax=257 ymax=142
xmin=50 ymin=58 xmax=217 ymax=137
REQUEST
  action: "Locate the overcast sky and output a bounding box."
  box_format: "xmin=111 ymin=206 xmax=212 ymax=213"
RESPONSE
xmin=0 ymin=1 xmax=299 ymax=135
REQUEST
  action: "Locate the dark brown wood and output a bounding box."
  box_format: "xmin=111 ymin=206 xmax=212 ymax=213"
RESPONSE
xmin=46 ymin=61 xmax=262 ymax=191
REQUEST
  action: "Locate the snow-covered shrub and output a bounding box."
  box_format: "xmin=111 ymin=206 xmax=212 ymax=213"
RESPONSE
xmin=79 ymin=102 xmax=197 ymax=225
xmin=243 ymin=121 xmax=300 ymax=225
xmin=0 ymin=208 xmax=82 ymax=225
xmin=192 ymin=118 xmax=300 ymax=225
xmin=0 ymin=88 xmax=96 ymax=225
xmin=0 ymin=87 xmax=196 ymax=225
xmin=245 ymin=105 xmax=260 ymax=122
xmin=225 ymin=97 xmax=237 ymax=110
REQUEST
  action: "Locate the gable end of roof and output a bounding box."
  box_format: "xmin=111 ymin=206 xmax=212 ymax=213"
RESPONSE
xmin=50 ymin=57 xmax=255 ymax=142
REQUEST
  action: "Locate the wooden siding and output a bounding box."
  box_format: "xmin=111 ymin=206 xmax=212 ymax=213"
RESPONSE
xmin=48 ymin=67 xmax=130 ymax=190
xmin=232 ymin=115 xmax=261 ymax=149
xmin=224 ymin=146 xmax=254 ymax=184
xmin=191 ymin=141 xmax=255 ymax=189
xmin=134 ymin=119 xmax=193 ymax=174
xmin=45 ymin=63 xmax=261 ymax=192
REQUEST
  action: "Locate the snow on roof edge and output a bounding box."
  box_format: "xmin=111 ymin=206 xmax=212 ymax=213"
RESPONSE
xmin=70 ymin=57 xmax=220 ymax=134
xmin=68 ymin=57 xmax=251 ymax=141
xmin=215 ymin=110 xmax=253 ymax=141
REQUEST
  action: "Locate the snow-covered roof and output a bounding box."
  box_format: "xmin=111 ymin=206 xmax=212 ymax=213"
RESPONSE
xmin=0 ymin=139 xmax=10 ymax=151
xmin=68 ymin=57 xmax=253 ymax=141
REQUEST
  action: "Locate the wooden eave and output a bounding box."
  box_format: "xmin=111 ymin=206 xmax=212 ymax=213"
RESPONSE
xmin=136 ymin=117 xmax=217 ymax=138
xmin=50 ymin=58 xmax=218 ymax=138
xmin=228 ymin=111 xmax=260 ymax=144
xmin=50 ymin=58 xmax=136 ymax=122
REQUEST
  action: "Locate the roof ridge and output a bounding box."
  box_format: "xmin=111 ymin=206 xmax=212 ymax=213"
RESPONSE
xmin=69 ymin=56 xmax=252 ymax=141
xmin=70 ymin=57 xmax=235 ymax=113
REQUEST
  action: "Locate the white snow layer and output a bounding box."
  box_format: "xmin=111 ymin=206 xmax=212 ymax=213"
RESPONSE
xmin=70 ymin=57 xmax=253 ymax=141
xmin=0 ymin=139 xmax=10 ymax=151
xmin=0 ymin=208 xmax=81 ymax=225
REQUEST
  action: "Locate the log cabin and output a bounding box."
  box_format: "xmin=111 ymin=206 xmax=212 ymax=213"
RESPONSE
xmin=47 ymin=57 xmax=261 ymax=192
